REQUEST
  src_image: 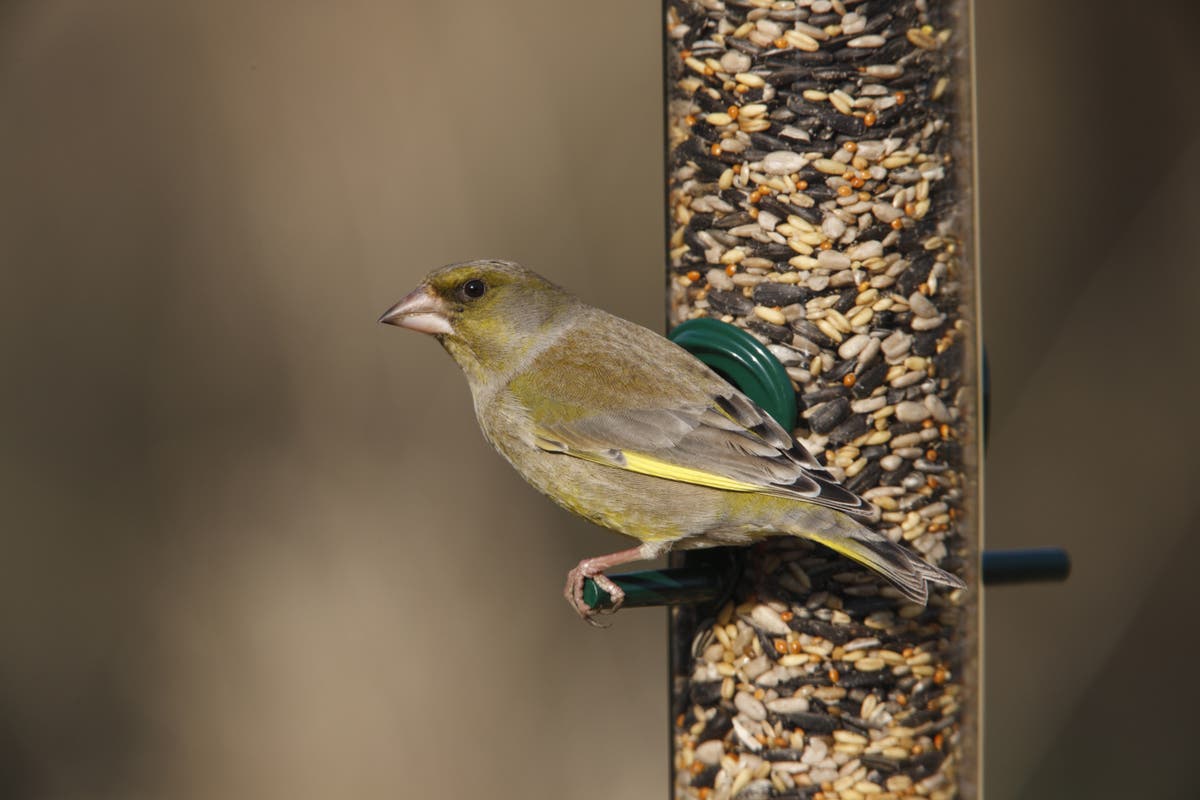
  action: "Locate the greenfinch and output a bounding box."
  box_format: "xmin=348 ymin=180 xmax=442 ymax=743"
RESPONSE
xmin=380 ymin=259 xmax=965 ymax=622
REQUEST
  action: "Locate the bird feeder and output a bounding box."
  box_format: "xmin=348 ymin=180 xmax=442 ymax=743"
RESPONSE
xmin=663 ymin=1 xmax=982 ymax=797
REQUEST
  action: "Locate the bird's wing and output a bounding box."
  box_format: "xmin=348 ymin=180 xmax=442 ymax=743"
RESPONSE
xmin=531 ymin=387 xmax=880 ymax=525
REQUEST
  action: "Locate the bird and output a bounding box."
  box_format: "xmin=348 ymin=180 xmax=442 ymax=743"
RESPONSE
xmin=379 ymin=259 xmax=966 ymax=623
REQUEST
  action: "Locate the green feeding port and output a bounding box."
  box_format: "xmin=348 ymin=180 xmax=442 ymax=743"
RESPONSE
xmin=668 ymin=317 xmax=797 ymax=432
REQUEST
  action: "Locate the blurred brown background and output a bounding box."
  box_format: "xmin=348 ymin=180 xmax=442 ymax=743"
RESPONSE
xmin=2 ymin=1 xmax=1198 ymax=798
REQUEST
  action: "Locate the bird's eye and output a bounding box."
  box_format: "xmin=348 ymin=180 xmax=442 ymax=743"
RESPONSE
xmin=461 ymin=279 xmax=487 ymax=300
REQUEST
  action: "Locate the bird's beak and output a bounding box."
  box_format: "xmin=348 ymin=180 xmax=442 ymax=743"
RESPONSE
xmin=378 ymin=286 xmax=453 ymax=335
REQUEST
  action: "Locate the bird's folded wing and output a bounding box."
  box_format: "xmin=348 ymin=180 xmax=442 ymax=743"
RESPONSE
xmin=532 ymin=389 xmax=880 ymax=524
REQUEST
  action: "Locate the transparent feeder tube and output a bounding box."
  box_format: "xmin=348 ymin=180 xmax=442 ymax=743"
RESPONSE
xmin=664 ymin=1 xmax=981 ymax=798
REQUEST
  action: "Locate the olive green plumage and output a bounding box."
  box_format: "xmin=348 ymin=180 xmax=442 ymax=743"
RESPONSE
xmin=379 ymin=259 xmax=965 ymax=621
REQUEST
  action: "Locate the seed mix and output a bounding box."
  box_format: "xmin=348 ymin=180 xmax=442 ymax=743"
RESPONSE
xmin=665 ymin=1 xmax=979 ymax=798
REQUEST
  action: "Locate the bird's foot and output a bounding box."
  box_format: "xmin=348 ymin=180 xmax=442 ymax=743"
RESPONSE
xmin=565 ymin=560 xmax=625 ymax=627
xmin=562 ymin=543 xmax=665 ymax=626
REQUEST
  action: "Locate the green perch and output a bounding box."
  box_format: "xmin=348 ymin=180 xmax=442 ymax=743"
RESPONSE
xmin=582 ymin=548 xmax=1071 ymax=611
xmin=581 ymin=566 xmax=727 ymax=610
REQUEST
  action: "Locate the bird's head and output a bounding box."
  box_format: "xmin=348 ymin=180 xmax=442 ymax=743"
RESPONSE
xmin=379 ymin=259 xmax=578 ymax=387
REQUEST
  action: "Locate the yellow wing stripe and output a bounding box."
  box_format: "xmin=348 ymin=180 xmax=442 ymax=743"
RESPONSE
xmin=534 ymin=430 xmax=768 ymax=493
xmin=617 ymin=451 xmax=763 ymax=493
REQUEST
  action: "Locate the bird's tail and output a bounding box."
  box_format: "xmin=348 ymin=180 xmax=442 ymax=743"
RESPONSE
xmin=792 ymin=511 xmax=966 ymax=605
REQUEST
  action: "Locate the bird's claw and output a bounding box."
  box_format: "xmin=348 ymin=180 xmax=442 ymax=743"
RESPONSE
xmin=565 ymin=562 xmax=625 ymax=626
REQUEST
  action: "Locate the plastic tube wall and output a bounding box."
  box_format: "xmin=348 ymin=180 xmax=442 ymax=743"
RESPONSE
xmin=664 ymin=1 xmax=981 ymax=797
